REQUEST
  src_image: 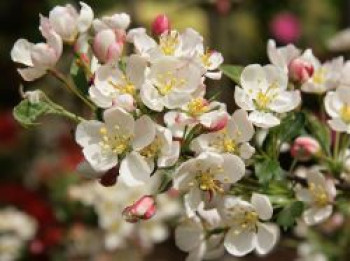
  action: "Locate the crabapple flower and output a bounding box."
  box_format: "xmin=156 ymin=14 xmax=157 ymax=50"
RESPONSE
xmin=75 ymin=107 xmax=179 ymax=186
xmin=141 ymin=57 xmax=203 ymax=111
xmin=325 ymin=86 xmax=350 ymax=133
xmin=191 ymin=109 xmax=255 ymax=160
xmin=45 ymin=2 xmax=93 ymax=43
xmin=129 ymin=28 xmax=203 ymax=62
xmin=301 ymin=56 xmax=343 ymax=94
xmin=122 ymin=195 xmax=156 ymax=223
xmin=89 ymin=54 xmax=147 ymax=109
xmin=164 ymin=98 xmax=228 ymax=138
xmin=219 ymin=194 xmax=279 ymax=256
xmin=11 ymin=29 xmax=62 ymax=81
xmin=291 ymin=136 xmax=320 ymax=161
xmin=295 ymin=170 xmax=336 ymax=225
xmin=173 ymin=152 xmax=245 ymax=211
xmin=234 ymin=64 xmax=301 ymax=128
xmin=152 ymin=14 xmax=171 ymax=36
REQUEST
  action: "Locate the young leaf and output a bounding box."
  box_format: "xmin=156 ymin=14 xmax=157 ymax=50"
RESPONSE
xmin=220 ymin=65 xmax=244 ymax=85
xmin=13 ymin=99 xmax=55 ymax=127
xmin=305 ymin=112 xmax=331 ymax=155
xmin=254 ymin=157 xmax=284 ymax=186
xmin=277 ymin=201 xmax=304 ymax=230
xmin=278 ymin=112 xmax=306 ymax=144
xmin=70 ymin=59 xmax=89 ymax=96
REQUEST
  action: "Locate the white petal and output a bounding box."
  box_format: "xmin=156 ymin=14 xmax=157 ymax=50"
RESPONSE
xmin=307 ymin=169 xmax=327 ymax=188
xmin=256 ymin=223 xmax=279 ymax=255
xmin=119 ymin=152 xmax=151 ymax=187
xmin=89 ymin=86 xmax=113 ymax=108
xmin=224 ymin=227 xmax=255 ymax=257
xmin=175 ymin=219 xmax=204 ymax=252
xmin=239 ymin=143 xmax=255 ymax=159
xmin=248 ymin=111 xmax=280 ymax=128
xmin=218 ymin=154 xmax=245 ymax=184
xmin=241 ymin=64 xmax=267 ymax=92
xmin=173 ymin=159 xmax=197 ymax=191
xmin=140 ymin=82 xmax=163 ymax=111
xmin=228 ymin=109 xmax=254 ymax=142
xmin=269 ymin=90 xmax=301 ymax=113
xmin=251 ymin=193 xmax=273 ymax=220
xmin=103 ymin=107 xmax=134 ymax=136
xmin=75 ymin=120 xmax=103 ymax=147
xmin=76 ymin=160 xmax=105 ymax=179
xmin=303 ymin=205 xmax=333 ymax=225
xmin=164 ymin=92 xmax=192 ymax=109
xmin=324 ymin=92 xmax=342 ymax=118
xmin=295 ymin=187 xmax=312 ymax=203
xmin=11 ymin=39 xmax=33 ymax=66
xmin=158 ymin=141 xmax=180 ymax=167
xmin=77 ymin=2 xmax=94 ymax=33
xmin=83 ymin=144 xmax=118 ymax=172
xmin=328 ymin=118 xmax=348 ymax=133
xmin=18 ymin=67 xmax=46 ymax=81
xmin=126 ymin=54 xmax=147 ymax=88
xmin=234 ymin=87 xmax=255 ymax=111
xmin=133 ymin=115 xmax=156 ymax=150
xmin=186 ymin=242 xmax=206 ymax=261
xmin=184 ymin=188 xmax=202 ymax=214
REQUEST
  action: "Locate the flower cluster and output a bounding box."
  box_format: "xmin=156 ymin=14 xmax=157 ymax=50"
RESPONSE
xmin=11 ymin=2 xmax=350 ymax=260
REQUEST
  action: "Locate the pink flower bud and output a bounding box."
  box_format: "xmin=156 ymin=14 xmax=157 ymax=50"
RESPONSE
xmin=206 ymin=114 xmax=229 ymax=132
xmin=122 ymin=195 xmax=156 ymax=223
xmin=288 ymin=58 xmax=314 ymax=83
xmin=291 ymin=136 xmax=320 ymax=161
xmin=216 ymin=0 xmax=232 ymax=16
xmin=270 ymin=12 xmax=301 ymax=44
xmin=93 ymin=29 xmax=124 ymax=63
xmin=152 ymin=14 xmax=170 ymax=36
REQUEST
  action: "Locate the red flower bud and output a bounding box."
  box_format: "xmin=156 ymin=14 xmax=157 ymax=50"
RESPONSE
xmin=291 ymin=136 xmax=320 ymax=161
xmin=152 ymin=14 xmax=170 ymax=36
xmin=122 ymin=195 xmax=156 ymax=223
xmin=288 ymin=58 xmax=314 ymax=83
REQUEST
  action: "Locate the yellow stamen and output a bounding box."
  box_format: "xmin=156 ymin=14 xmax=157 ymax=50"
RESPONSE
xmin=340 ymin=105 xmax=350 ymax=123
xmin=159 ymin=32 xmax=179 ymax=56
xmin=187 ymin=98 xmax=209 ymax=117
xmin=309 ymin=183 xmax=329 ymax=207
xmin=99 ymin=126 xmax=131 ymax=154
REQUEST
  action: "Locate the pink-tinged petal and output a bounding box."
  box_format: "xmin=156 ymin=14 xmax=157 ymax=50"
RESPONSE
xmin=256 ymin=223 xmax=279 ymax=255
xmin=11 ymin=39 xmax=33 ymax=66
xmin=224 ymin=227 xmax=255 ymax=257
xmin=18 ymin=67 xmax=46 ymax=82
xmin=119 ymin=152 xmax=151 ymax=187
xmin=251 ymin=193 xmax=273 ymax=221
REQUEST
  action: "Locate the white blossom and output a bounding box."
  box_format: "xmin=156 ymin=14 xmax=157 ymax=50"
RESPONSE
xmin=219 ymin=194 xmax=279 ymax=257
xmin=295 ymin=169 xmax=336 ymax=225
xmin=234 ymin=64 xmax=301 ymax=128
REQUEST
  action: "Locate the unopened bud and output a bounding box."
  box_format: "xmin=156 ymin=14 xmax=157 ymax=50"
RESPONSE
xmin=291 ymin=136 xmax=320 ymax=161
xmin=93 ymin=29 xmax=124 ymax=63
xmin=288 ymin=58 xmax=314 ymax=83
xmin=152 ymin=14 xmax=170 ymax=36
xmin=122 ymin=195 xmax=156 ymax=223
xmin=206 ymin=114 xmax=229 ymax=132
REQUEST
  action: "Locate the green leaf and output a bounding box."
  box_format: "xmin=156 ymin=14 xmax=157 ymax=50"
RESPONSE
xmin=254 ymin=157 xmax=284 ymax=186
xmin=278 ymin=112 xmax=306 ymax=144
xmin=70 ymin=59 xmax=89 ymax=96
xmin=277 ymin=201 xmax=304 ymax=230
xmin=220 ymin=65 xmax=244 ymax=85
xmin=305 ymin=112 xmax=331 ymax=155
xmin=13 ymin=99 xmax=55 ymax=127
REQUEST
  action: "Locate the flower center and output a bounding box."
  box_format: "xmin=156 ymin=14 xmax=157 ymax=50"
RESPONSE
xmin=312 ymin=68 xmax=326 ymax=85
xmin=159 ymin=32 xmax=179 ymax=56
xmin=156 ymin=71 xmax=186 ymax=96
xmin=211 ymin=129 xmax=239 ymax=154
xmin=99 ymin=126 xmax=131 ymax=155
xmin=140 ymin=137 xmax=163 ymax=158
xmin=340 ymin=105 xmax=350 ymax=123
xmin=187 ymin=98 xmax=209 ymax=117
xmin=109 ymin=75 xmax=136 ymax=96
xmin=254 ymin=82 xmax=279 ymax=111
xmin=201 ymin=48 xmax=212 ymax=68
xmin=195 ymin=171 xmax=224 ymax=193
xmin=228 ymin=206 xmax=259 ymax=234
xmin=309 ymin=182 xmax=329 ymax=207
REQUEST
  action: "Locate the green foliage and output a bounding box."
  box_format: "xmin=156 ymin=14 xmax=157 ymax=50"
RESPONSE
xmin=220 ymin=65 xmax=244 ymax=85
xmin=70 ymin=59 xmax=89 ymax=96
xmin=277 ymin=201 xmax=304 ymax=230
xmin=305 ymin=112 xmax=331 ymax=155
xmin=13 ymin=99 xmax=56 ymax=127
xmin=254 ymin=157 xmax=284 ymax=186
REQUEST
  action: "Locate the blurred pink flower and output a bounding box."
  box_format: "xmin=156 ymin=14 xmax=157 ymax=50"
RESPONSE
xmin=270 ymin=12 xmax=301 ymax=44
